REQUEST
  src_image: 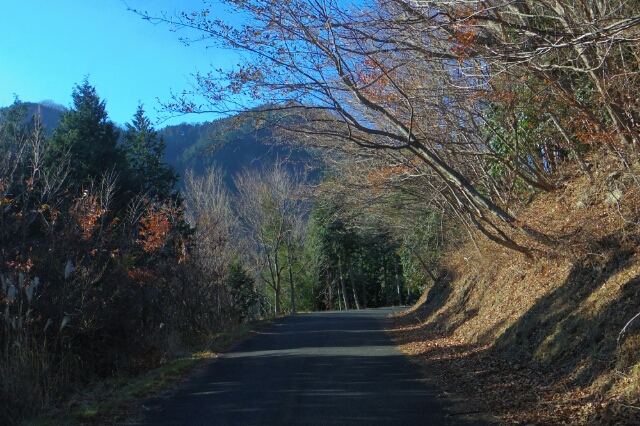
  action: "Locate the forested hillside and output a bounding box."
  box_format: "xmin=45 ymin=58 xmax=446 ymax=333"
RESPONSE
xmin=158 ymin=114 xmax=313 ymax=190
xmin=23 ymin=102 xmax=66 ymax=135
xmin=13 ymin=101 xmax=311 ymax=190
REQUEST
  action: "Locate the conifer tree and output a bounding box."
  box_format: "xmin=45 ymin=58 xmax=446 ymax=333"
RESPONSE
xmin=227 ymin=259 xmax=259 ymax=322
xmin=47 ymin=79 xmax=123 ymax=193
xmin=122 ymin=104 xmax=179 ymax=200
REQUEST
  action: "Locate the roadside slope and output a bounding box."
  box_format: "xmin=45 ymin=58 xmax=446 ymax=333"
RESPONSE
xmin=389 ymin=158 xmax=640 ymax=424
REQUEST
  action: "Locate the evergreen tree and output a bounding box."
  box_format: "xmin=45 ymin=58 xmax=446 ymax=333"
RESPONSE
xmin=0 ymin=100 xmax=30 ymax=184
xmin=227 ymin=260 xmax=259 ymax=323
xmin=122 ymin=104 xmax=179 ymax=200
xmin=46 ymin=79 xmax=123 ymax=193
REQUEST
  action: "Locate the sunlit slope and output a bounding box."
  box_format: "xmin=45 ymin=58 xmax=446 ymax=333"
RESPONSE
xmin=392 ymin=158 xmax=640 ymax=424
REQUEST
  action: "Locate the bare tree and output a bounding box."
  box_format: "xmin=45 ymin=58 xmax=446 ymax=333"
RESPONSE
xmin=234 ymin=162 xmax=308 ymax=314
xmin=184 ymin=167 xmax=236 ymax=322
xmin=133 ymin=0 xmax=568 ymax=255
xmin=184 ymin=168 xmax=235 ymax=277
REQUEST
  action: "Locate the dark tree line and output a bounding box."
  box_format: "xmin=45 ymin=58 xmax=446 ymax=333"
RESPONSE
xmin=0 ymin=81 xmax=257 ymax=424
xmin=304 ymin=198 xmax=408 ymax=312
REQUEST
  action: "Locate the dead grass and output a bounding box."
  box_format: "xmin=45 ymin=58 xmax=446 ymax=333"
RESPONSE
xmin=20 ymin=317 xmax=277 ymax=426
xmin=388 ymin=155 xmax=640 ymax=425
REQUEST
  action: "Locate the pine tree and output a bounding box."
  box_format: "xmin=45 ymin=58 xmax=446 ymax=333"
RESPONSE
xmin=122 ymin=104 xmax=179 ymax=200
xmin=227 ymin=260 xmax=259 ymax=323
xmin=46 ymin=79 xmax=124 ymax=193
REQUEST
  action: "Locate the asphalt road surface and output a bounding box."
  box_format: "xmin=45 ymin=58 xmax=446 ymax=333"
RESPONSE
xmin=138 ymin=308 xmax=488 ymax=426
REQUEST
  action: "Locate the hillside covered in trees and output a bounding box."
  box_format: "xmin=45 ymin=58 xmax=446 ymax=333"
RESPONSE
xmin=158 ymin=113 xmax=315 ymax=190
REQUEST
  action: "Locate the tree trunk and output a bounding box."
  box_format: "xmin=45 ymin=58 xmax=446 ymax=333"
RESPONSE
xmin=394 ymin=254 xmax=403 ymax=306
xmin=410 ymin=247 xmax=438 ymax=282
xmin=286 ymin=243 xmax=296 ymax=314
xmin=327 ymin=266 xmax=333 ymax=311
xmin=337 ymin=274 xmax=343 ymax=311
xmin=265 ymin=249 xmax=279 ymax=315
xmin=274 ymin=251 xmax=281 ymax=315
xmin=383 ymin=254 xmax=389 ymax=307
xmin=338 ymin=257 xmax=350 ymax=310
xmin=360 ymin=255 xmax=367 ymax=309
xmin=348 ymin=260 xmax=361 ymax=310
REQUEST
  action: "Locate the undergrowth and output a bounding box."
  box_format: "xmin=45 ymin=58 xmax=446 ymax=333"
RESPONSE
xmin=19 ymin=317 xmax=274 ymax=426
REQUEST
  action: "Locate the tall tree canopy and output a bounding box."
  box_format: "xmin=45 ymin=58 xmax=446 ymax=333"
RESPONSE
xmin=122 ymin=104 xmax=179 ymax=200
xmin=47 ymin=78 xmax=123 ymax=193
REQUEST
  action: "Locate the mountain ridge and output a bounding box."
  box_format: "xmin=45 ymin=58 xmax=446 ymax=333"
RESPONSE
xmin=6 ymin=101 xmax=312 ymax=188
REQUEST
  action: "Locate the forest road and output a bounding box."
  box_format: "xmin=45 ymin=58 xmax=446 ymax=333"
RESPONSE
xmin=136 ymin=308 xmax=489 ymax=426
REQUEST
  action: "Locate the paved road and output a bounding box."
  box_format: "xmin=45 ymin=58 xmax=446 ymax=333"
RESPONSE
xmin=139 ymin=309 xmax=487 ymax=426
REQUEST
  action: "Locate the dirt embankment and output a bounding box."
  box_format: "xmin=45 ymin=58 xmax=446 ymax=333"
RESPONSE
xmin=389 ymin=159 xmax=640 ymax=425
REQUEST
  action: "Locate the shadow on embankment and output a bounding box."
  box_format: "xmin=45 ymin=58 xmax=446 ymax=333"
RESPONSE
xmin=401 ymin=229 xmax=640 ymax=395
xmin=493 ymin=230 xmax=640 ymax=392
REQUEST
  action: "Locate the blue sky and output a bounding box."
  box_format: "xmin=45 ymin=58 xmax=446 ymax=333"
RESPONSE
xmin=0 ymin=1 xmax=240 ymax=127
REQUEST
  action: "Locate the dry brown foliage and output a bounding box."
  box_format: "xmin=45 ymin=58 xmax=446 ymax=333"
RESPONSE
xmin=388 ymin=154 xmax=640 ymax=425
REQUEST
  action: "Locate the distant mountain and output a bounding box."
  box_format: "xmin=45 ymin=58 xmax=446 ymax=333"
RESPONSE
xmin=0 ymin=101 xmax=67 ymax=136
xmin=25 ymin=101 xmax=67 ymax=136
xmin=159 ymin=114 xmax=314 ymax=190
xmin=11 ymin=101 xmax=317 ymax=189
